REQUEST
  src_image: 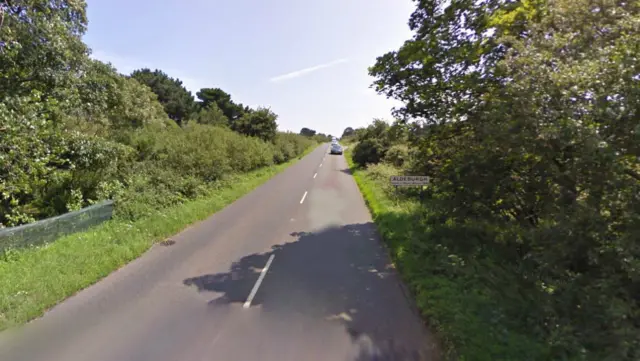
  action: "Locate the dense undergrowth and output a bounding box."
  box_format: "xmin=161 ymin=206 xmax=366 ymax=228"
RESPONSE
xmin=346 ymin=150 xmax=548 ymax=360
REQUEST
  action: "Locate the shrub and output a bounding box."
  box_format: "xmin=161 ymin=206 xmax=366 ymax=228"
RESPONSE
xmin=0 ymin=96 xmax=133 ymax=226
xmin=352 ymin=138 xmax=387 ymax=167
xmin=384 ymin=144 xmax=409 ymax=167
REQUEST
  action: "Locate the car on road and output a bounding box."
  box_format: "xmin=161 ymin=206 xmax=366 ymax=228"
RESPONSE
xmin=330 ymin=143 xmax=343 ymax=155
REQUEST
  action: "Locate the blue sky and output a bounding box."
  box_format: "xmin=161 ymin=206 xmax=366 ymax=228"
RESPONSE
xmin=83 ymin=0 xmax=416 ymax=137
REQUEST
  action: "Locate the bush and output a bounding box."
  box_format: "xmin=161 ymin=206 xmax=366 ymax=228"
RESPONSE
xmin=2 ymin=103 xmax=315 ymax=226
xmin=231 ymin=107 xmax=278 ymax=142
xmin=384 ymin=144 xmax=409 ymax=167
xmin=352 ymin=138 xmax=387 ymax=167
xmin=106 ymin=123 xmax=317 ymax=221
xmin=0 ymin=96 xmax=133 ymax=226
xmin=274 ymin=132 xmax=315 ymax=163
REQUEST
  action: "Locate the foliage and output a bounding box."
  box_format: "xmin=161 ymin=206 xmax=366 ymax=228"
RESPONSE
xmin=112 ymin=123 xmax=313 ymax=220
xmin=365 ymin=0 xmax=640 ymax=359
xmin=0 ymin=0 xmax=316 ymax=230
xmin=68 ymin=59 xmax=171 ymax=128
xmin=313 ymin=133 xmax=332 ymax=143
xmin=130 ymin=68 xmax=195 ymax=125
xmin=352 ymin=138 xmax=387 ymax=167
xmin=369 ymin=0 xmax=544 ymax=123
xmin=346 ymin=151 xmax=547 ymax=361
xmin=384 ymin=144 xmax=409 ymax=168
xmin=0 ymin=0 xmax=89 ymax=101
xmin=195 ymin=87 xmax=249 ymax=121
xmin=231 ymin=106 xmax=278 ymax=142
xmin=192 ymin=102 xmax=229 ymax=127
xmin=341 ymin=127 xmax=355 ymax=138
xmin=273 ymin=132 xmax=316 ymax=164
xmin=299 ymin=127 xmax=316 ymax=137
xmin=299 ymin=127 xmax=333 ymax=143
xmin=351 ymin=119 xmax=410 ymax=167
xmin=0 ymin=94 xmax=133 ymax=227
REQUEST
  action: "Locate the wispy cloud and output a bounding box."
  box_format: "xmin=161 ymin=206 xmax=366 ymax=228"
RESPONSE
xmin=269 ymin=58 xmax=348 ymax=83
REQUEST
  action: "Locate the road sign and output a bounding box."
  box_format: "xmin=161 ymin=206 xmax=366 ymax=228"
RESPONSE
xmin=390 ymin=176 xmax=430 ymax=186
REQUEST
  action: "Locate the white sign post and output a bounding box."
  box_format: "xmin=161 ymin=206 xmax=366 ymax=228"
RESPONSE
xmin=390 ymin=176 xmax=430 ymax=201
xmin=390 ymin=176 xmax=430 ymax=187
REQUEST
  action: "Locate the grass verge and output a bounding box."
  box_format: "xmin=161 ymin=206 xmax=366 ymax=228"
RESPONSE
xmin=0 ymin=145 xmax=318 ymax=331
xmin=344 ymin=149 xmax=545 ymax=361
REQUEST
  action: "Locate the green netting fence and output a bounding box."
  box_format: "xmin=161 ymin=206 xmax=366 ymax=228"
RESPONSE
xmin=0 ymin=200 xmax=114 ymax=253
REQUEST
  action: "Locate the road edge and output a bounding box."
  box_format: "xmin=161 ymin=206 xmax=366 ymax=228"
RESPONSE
xmin=343 ymin=148 xmax=444 ymax=361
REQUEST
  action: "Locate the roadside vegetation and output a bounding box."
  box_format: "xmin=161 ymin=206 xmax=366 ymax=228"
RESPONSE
xmin=0 ymin=0 xmax=325 ymax=328
xmin=0 ymin=1 xmax=327 ymax=228
xmin=346 ymin=1 xmax=640 ymax=360
xmin=0 ymin=152 xmax=312 ymax=330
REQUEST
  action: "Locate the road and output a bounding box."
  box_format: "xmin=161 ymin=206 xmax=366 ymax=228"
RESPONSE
xmin=0 ymin=144 xmax=440 ymax=361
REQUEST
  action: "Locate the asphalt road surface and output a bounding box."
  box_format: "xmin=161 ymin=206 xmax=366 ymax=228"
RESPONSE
xmin=0 ymin=144 xmax=440 ymax=361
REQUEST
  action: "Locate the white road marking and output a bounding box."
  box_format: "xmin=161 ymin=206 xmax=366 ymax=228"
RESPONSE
xmin=300 ymin=191 xmax=308 ymax=204
xmin=243 ymin=254 xmax=275 ymax=308
xmin=313 ymin=172 xmax=317 ymax=179
xmin=319 ymin=163 xmax=323 ymax=167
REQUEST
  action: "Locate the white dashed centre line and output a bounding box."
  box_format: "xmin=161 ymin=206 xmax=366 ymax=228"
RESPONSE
xmin=243 ymin=254 xmax=275 ymax=309
xmin=300 ymin=191 xmax=308 ymax=204
xmin=313 ymin=173 xmax=317 ymax=179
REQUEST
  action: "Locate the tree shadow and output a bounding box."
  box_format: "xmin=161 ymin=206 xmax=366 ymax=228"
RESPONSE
xmin=340 ymin=167 xmax=354 ymax=175
xmin=183 ymin=222 xmax=441 ymax=361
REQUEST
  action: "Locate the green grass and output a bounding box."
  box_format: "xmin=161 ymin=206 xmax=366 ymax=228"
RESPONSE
xmin=0 ymin=145 xmax=317 ymax=331
xmin=344 ymin=149 xmax=546 ymax=361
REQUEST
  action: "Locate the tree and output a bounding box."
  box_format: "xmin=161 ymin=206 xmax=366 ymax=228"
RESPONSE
xmin=368 ymin=0 xmax=543 ymax=124
xmin=386 ymin=119 xmax=409 ymax=144
xmin=300 ymin=127 xmax=316 ymax=137
xmin=0 ymin=0 xmax=90 ymax=101
xmin=341 ymin=127 xmax=355 ymax=138
xmin=193 ymin=102 xmax=229 ymax=128
xmin=231 ymin=107 xmax=278 ymax=142
xmin=352 ymin=138 xmax=386 ymax=167
xmin=368 ymin=0 xmax=640 ymax=359
xmin=68 ymin=59 xmax=170 ymax=128
xmin=130 ymin=68 xmax=195 ymax=125
xmin=196 ymin=88 xmax=247 ymax=121
xmin=360 ymin=119 xmax=390 ymax=142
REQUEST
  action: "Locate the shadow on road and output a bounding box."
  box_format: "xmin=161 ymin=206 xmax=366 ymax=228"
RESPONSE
xmin=339 ymin=167 xmax=354 ymax=176
xmin=183 ymin=223 xmax=440 ymax=361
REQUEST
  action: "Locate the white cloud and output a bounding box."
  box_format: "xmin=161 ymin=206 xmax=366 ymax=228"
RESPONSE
xmin=269 ymin=58 xmax=348 ymax=83
xmin=89 ymin=50 xmax=206 ymax=94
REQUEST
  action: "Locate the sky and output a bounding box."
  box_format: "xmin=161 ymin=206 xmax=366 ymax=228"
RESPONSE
xmin=83 ymin=0 xmax=416 ymax=137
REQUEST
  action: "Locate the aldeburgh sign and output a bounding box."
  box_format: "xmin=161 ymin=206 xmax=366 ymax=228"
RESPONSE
xmin=390 ymin=176 xmax=430 ymax=186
